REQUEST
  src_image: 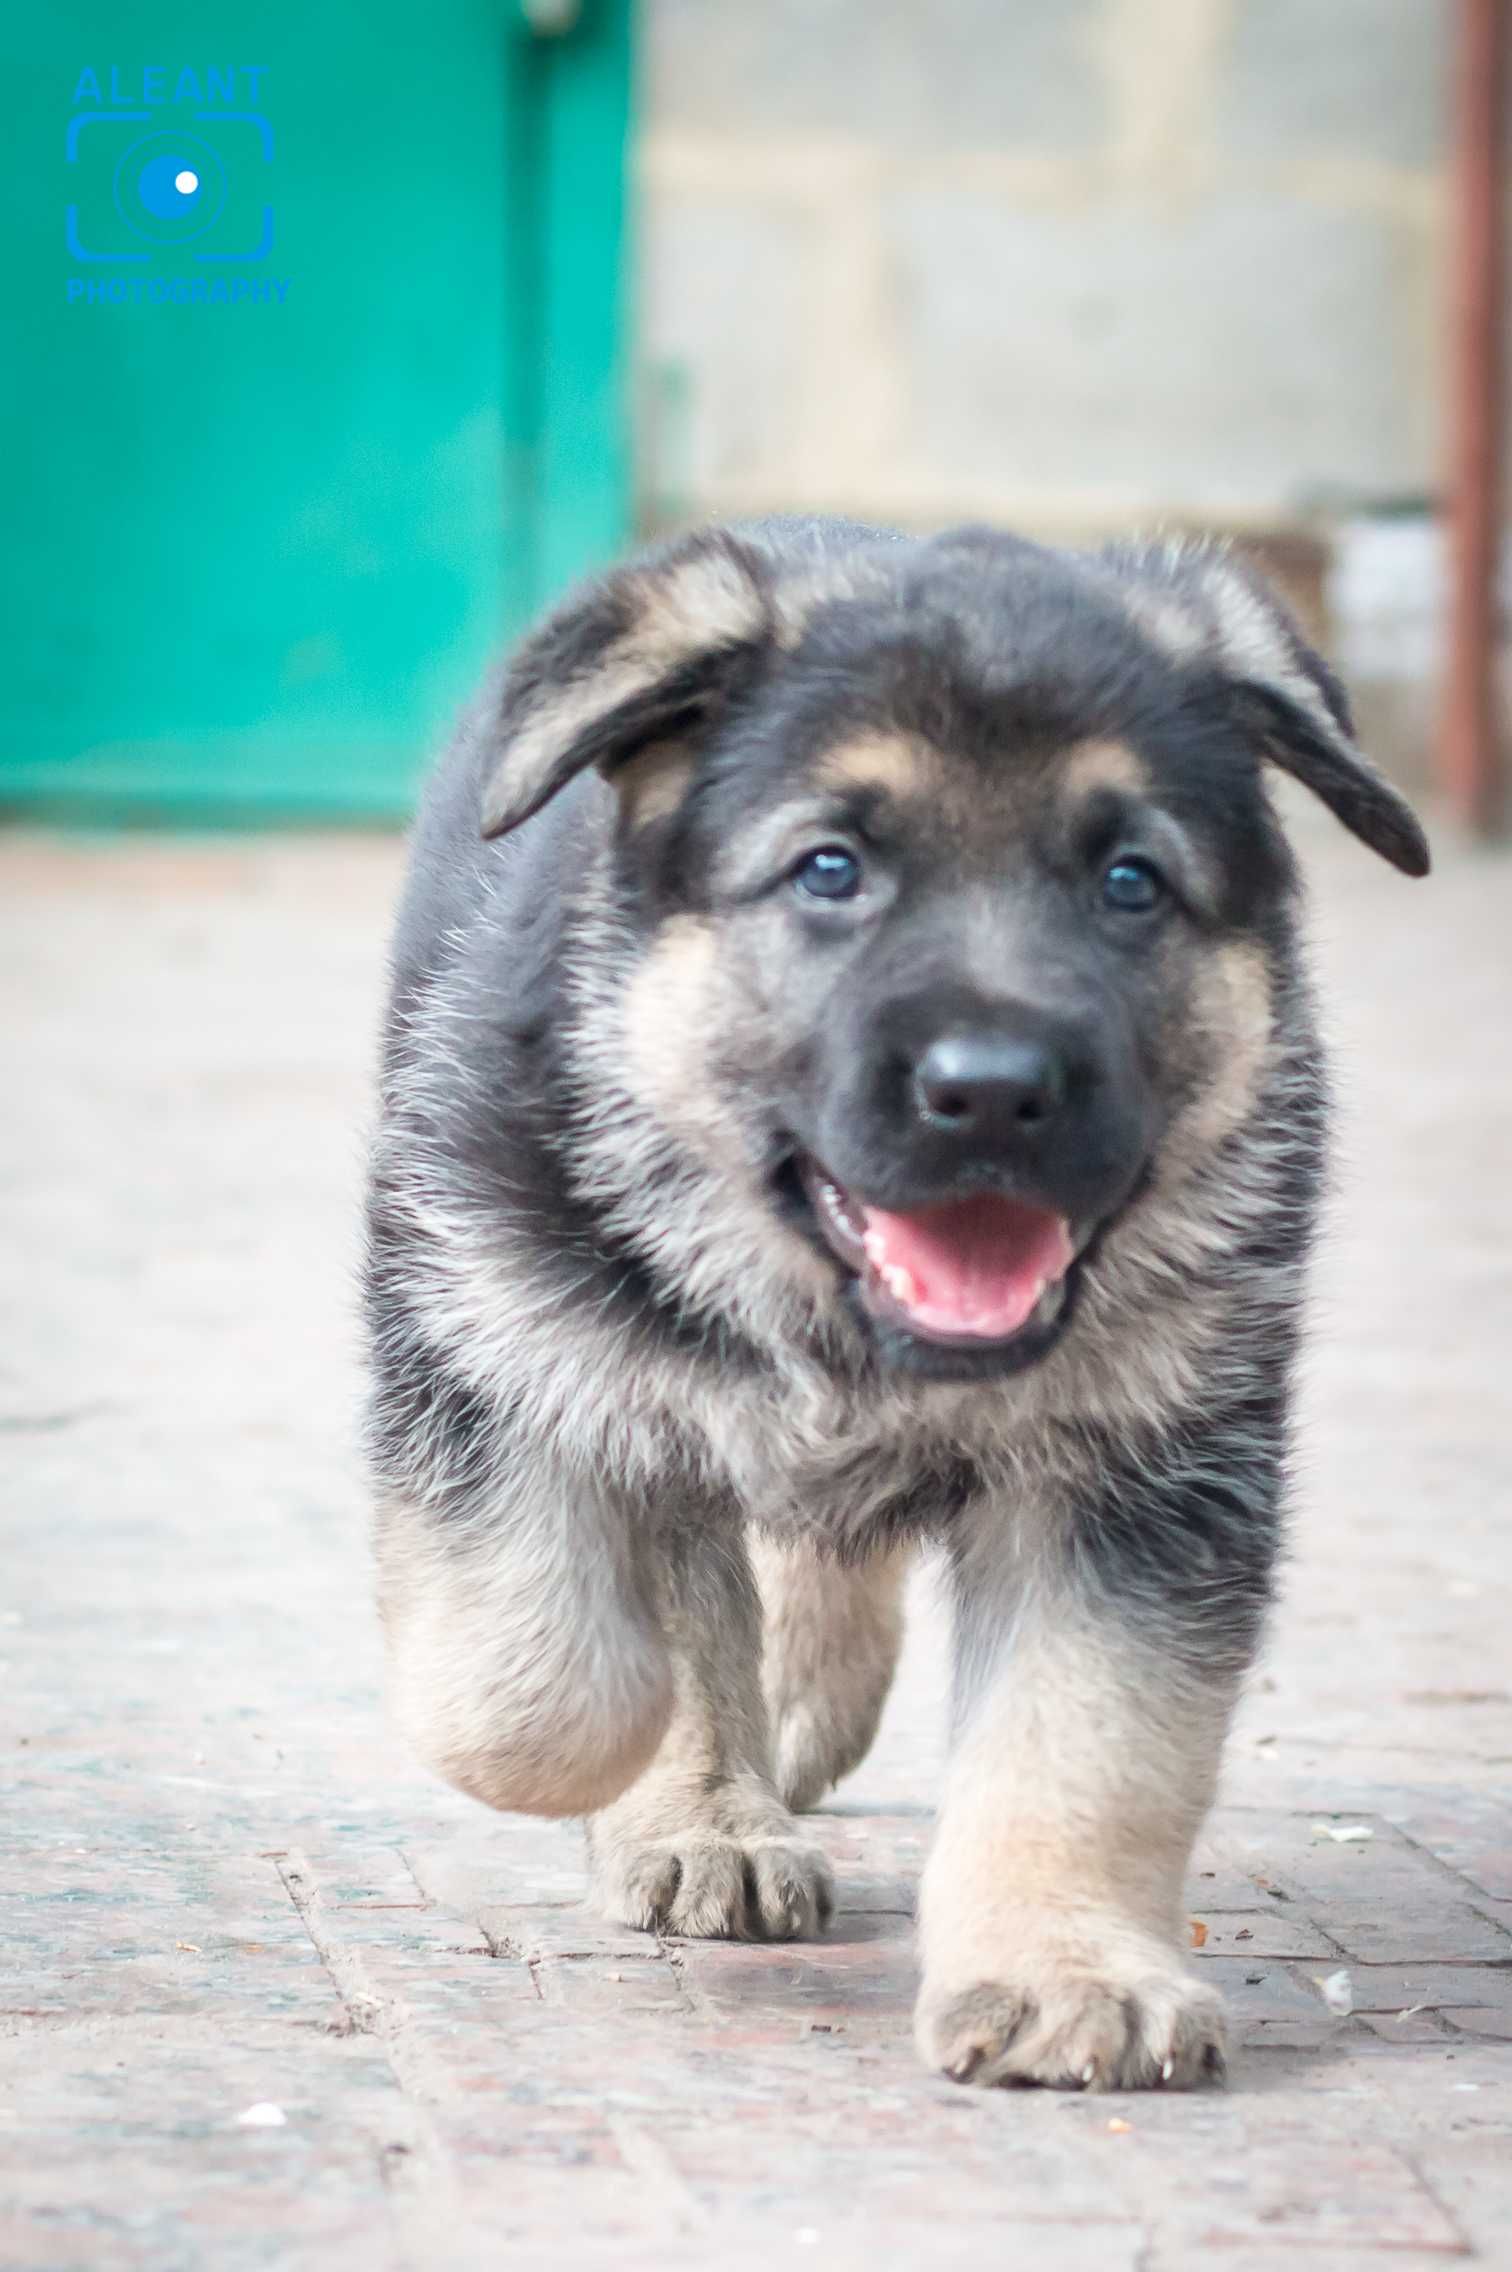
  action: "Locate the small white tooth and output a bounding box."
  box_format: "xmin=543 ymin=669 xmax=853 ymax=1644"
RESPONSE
xmin=1080 ymin=2062 xmax=1096 ymax=2086
xmin=1161 ymin=2058 xmax=1174 ymax=2082
xmin=882 ymin=1264 xmax=918 ymax=1305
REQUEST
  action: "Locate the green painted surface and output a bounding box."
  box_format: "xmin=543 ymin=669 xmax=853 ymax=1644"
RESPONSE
xmin=0 ymin=2 xmax=630 ymax=822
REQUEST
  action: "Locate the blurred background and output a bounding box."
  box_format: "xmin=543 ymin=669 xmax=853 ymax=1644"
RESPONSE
xmin=3 ymin=0 xmax=1506 ymax=829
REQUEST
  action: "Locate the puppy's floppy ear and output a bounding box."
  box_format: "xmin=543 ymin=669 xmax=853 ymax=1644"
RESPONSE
xmin=1099 ymin=538 xmax=1430 ymax=878
xmin=479 ymin=528 xmax=771 ymax=839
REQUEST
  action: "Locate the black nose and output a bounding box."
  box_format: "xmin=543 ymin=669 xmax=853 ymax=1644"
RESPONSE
xmin=913 ymin=1031 xmax=1067 ymax=1141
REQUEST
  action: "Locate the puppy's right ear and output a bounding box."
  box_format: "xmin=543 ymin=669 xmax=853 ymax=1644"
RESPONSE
xmin=479 ymin=529 xmax=772 ymax=838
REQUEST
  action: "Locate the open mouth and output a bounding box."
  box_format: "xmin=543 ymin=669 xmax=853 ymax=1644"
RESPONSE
xmin=793 ymin=1155 xmax=1077 ymax=1354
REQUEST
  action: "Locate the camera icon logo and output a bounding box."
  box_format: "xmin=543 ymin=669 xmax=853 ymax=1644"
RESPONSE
xmin=67 ymin=82 xmax=274 ymax=265
xmin=112 ymin=129 xmax=227 ymax=246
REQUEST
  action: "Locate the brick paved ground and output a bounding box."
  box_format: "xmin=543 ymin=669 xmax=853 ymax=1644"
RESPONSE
xmin=2 ymin=806 xmax=1509 ymax=2270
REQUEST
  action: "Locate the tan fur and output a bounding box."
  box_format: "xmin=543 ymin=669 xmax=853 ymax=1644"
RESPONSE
xmin=916 ymin=1543 xmax=1231 ymax=2088
xmin=1153 ymin=544 xmax=1414 ymax=844
xmin=1058 ymin=737 xmax=1150 ymax=803
xmin=374 ymin=1490 xmax=672 ymax=1819
xmin=754 ymin=1536 xmax=912 ymax=1810
xmin=483 ymin=655 xmax=658 ymax=833
xmin=616 ymin=912 xmax=804 ymax=1194
xmin=609 ymin=910 xmax=842 ymax=1311
xmin=1159 ymin=941 xmax=1275 ymax=1170
xmin=634 ymin=545 xmax=765 ymax=653
xmin=817 ymin=733 xmax=942 ymax=803
xmin=1115 ymin=584 xmax=1207 ymax=661
xmin=1204 ymin=561 xmax=1318 ymax=709
xmin=619 ymin=914 xmax=719 ymax=1123
xmin=617 ymin=739 xmax=696 ymax=830
xmin=768 ymin=555 xmax=895 ymax=650
xmin=587 ymin=1528 xmax=833 ymax=1938
xmin=483 ymin=548 xmax=765 ymax=834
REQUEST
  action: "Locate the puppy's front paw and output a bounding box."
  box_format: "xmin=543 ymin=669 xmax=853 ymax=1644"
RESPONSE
xmin=591 ymin=1811 xmax=834 ymax=1941
xmin=916 ymin=1919 xmax=1226 ymax=2091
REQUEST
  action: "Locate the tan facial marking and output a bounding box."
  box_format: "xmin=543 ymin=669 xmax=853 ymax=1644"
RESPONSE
xmin=616 ymin=739 xmax=695 ymax=830
xmin=1059 ymin=737 xmax=1150 ymax=805
xmin=817 ymin=732 xmax=943 ymax=802
xmin=1170 ymin=941 xmax=1275 ymax=1160
xmin=621 ymin=915 xmax=724 ymax=1133
xmin=611 ymin=913 xmax=837 ymax=1303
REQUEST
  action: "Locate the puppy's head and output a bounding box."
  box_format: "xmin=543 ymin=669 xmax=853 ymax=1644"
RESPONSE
xmin=480 ymin=523 xmax=1427 ymax=1380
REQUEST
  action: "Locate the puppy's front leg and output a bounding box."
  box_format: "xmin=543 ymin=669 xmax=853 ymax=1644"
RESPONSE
xmin=916 ymin=1451 xmax=1272 ymax=2089
xmin=754 ymin=1535 xmax=912 ymax=1811
xmin=376 ymin=1467 xmax=673 ymax=1819
xmin=588 ymin=1525 xmax=834 ymax=1941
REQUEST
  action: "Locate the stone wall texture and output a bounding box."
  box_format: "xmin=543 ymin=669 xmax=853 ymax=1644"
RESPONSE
xmin=637 ymin=0 xmax=1451 ymax=534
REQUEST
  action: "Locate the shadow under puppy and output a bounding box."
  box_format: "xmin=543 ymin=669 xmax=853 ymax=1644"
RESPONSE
xmin=364 ymin=518 xmax=1427 ymax=2089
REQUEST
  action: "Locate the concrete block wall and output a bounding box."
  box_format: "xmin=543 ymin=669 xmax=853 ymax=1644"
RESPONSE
xmin=636 ymin=0 xmax=1449 ymax=536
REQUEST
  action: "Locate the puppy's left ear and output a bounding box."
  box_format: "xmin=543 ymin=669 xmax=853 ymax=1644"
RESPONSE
xmin=479 ymin=528 xmax=771 ymax=838
xmin=1100 ymin=539 xmax=1430 ymax=878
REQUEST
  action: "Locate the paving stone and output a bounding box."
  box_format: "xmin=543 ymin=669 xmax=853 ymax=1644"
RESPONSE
xmin=2 ymin=819 xmax=1509 ymax=2268
xmin=1193 ymin=1911 xmax=1346 ymax=1961
xmin=1214 ymin=1815 xmax=1512 ymax=1968
xmin=1382 ymin=1794 xmax=1512 ymax=1904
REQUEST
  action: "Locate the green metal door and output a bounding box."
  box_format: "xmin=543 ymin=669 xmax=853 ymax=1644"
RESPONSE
xmin=0 ymin=2 xmax=629 ymax=821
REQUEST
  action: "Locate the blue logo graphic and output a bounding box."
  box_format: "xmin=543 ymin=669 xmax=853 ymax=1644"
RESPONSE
xmin=115 ymin=133 xmax=227 ymax=241
xmin=66 ymin=66 xmax=287 ymax=306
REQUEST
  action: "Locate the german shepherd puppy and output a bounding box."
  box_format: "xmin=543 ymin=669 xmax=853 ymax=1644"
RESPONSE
xmin=364 ymin=519 xmax=1427 ymax=2090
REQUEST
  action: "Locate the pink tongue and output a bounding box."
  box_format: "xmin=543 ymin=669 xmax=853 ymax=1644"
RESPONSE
xmin=861 ymin=1194 xmax=1073 ymax=1339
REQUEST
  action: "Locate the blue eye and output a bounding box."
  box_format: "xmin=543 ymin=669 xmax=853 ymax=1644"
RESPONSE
xmin=1101 ymin=856 xmax=1164 ymax=913
xmin=793 ymin=845 xmax=862 ymax=901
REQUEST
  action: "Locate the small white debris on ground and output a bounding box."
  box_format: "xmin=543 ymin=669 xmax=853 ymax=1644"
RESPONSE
xmin=1313 ymin=1970 xmax=1355 ymax=2015
xmin=234 ymin=2103 xmax=288 ymax=2128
